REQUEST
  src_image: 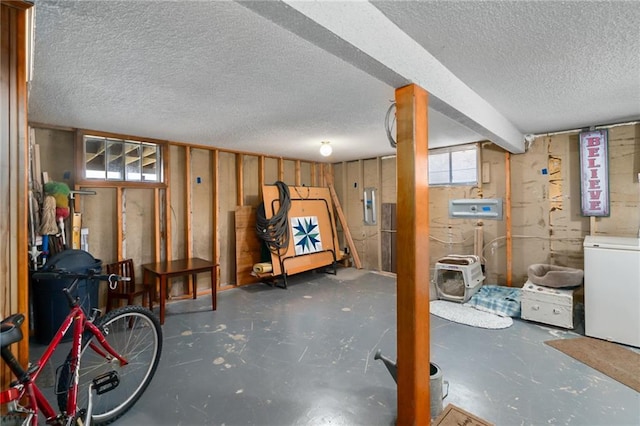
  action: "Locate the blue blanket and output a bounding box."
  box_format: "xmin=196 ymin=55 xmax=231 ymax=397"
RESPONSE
xmin=465 ymin=285 xmax=522 ymax=318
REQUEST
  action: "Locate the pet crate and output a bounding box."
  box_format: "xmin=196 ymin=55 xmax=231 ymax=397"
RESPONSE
xmin=434 ymin=255 xmax=485 ymax=303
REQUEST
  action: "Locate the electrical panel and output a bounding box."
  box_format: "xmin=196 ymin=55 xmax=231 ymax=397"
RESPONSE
xmin=448 ymin=198 xmax=503 ymax=220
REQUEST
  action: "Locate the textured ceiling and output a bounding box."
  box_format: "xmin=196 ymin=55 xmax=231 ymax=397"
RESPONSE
xmin=29 ymin=1 xmax=640 ymax=162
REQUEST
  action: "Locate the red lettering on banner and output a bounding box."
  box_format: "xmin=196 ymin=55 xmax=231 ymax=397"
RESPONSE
xmin=587 ymin=158 xmax=600 ymax=168
xmin=590 ymin=169 xmax=598 ymax=179
xmin=589 ymin=200 xmax=602 ymax=210
xmin=587 ymin=147 xmax=600 ymax=157
xmin=589 ymin=179 xmax=601 ymax=189
xmin=589 ymin=190 xmax=602 ymax=199
xmin=586 ymin=137 xmax=600 ymax=147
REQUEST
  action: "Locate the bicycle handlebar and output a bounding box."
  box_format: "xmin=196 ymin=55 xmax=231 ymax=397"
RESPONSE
xmin=32 ymin=270 xmax=131 ymax=284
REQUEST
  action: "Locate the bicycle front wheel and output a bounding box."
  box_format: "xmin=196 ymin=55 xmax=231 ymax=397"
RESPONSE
xmin=57 ymin=305 xmax=162 ymax=424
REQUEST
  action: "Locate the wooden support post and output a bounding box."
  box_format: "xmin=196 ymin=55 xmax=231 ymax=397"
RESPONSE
xmin=505 ymin=151 xmax=512 ymax=287
xmin=395 ymin=83 xmax=430 ymax=424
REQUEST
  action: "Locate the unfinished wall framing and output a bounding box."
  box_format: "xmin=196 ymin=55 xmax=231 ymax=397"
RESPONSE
xmin=31 ymin=125 xmax=330 ymax=307
xmin=334 ymin=124 xmax=639 ymax=287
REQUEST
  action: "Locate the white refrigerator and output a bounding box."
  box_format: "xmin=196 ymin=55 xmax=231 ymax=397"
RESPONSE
xmin=583 ymin=235 xmax=640 ymax=347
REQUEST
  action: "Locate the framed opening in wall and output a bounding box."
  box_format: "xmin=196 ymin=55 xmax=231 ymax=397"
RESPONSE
xmin=428 ymin=144 xmax=479 ymax=186
xmin=79 ymin=132 xmax=164 ymax=184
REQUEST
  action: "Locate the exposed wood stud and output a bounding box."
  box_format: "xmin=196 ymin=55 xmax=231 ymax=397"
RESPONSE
xmin=278 ymin=158 xmax=284 ymax=182
xmin=310 ymin=163 xmax=317 ymax=186
xmin=185 ymin=147 xmax=193 ymax=294
xmin=376 ymin=157 xmax=383 ymax=271
xmin=258 ymin=155 xmax=265 ymax=201
xmin=185 ymin=147 xmax=192 ymax=259
xmin=165 ymin=145 xmax=172 ymax=262
xmin=154 ymin=188 xmax=160 ymax=262
xmin=505 ymin=151 xmax=512 ymax=287
xmin=116 ymin=187 xmax=123 ymax=260
xmin=295 ymin=160 xmax=301 ymax=186
xmin=395 ymin=83 xmax=430 ymax=424
xmin=212 ymin=150 xmax=220 ymax=289
xmin=236 ymin=153 xmax=244 ymax=207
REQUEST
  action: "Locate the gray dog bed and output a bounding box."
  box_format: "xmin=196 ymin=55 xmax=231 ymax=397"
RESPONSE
xmin=527 ymin=264 xmax=584 ymax=288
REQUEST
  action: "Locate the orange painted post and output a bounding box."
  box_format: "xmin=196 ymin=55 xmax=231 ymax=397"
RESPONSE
xmin=395 ymin=84 xmax=431 ymax=424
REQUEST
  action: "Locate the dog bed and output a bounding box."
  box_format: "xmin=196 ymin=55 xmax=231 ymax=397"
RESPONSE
xmin=527 ymin=264 xmax=583 ymax=288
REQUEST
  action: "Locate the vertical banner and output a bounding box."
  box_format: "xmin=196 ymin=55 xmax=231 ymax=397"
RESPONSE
xmin=579 ymin=129 xmax=609 ymax=216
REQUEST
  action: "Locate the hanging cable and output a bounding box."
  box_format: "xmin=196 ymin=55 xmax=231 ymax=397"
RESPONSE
xmin=256 ymin=181 xmax=291 ymax=254
xmin=385 ymin=102 xmax=397 ymax=148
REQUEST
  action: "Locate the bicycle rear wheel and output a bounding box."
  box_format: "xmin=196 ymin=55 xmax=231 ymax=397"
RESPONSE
xmin=57 ymin=305 xmax=162 ymax=424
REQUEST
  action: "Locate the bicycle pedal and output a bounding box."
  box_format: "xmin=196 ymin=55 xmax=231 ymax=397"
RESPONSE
xmin=92 ymin=371 xmax=120 ymax=395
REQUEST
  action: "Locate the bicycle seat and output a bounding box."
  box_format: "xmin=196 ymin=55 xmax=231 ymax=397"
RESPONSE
xmin=0 ymin=313 xmax=25 ymax=348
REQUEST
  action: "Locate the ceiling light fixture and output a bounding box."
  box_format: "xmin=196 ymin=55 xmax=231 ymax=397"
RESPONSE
xmin=320 ymin=140 xmax=332 ymax=157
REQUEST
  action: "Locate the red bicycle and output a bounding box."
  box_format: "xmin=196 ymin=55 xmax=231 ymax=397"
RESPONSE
xmin=1 ymin=269 xmax=162 ymax=425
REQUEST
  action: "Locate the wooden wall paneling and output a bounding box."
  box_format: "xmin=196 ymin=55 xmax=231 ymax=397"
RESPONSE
xmin=295 ymin=160 xmax=301 ymax=186
xmin=0 ymin=0 xmax=33 ymax=374
xmin=218 ymin=152 xmax=237 ymax=286
xmin=212 ymin=150 xmax=220 ymax=289
xmin=234 ymin=206 xmax=261 ymax=286
xmin=395 ymin=84 xmax=430 ymax=424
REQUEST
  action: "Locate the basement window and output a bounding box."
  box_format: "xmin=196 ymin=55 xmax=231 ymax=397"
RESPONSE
xmin=428 ymin=145 xmax=478 ymax=186
xmin=83 ymin=135 xmax=163 ymax=182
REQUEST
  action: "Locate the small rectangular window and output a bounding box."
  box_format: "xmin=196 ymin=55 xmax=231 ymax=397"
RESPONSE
xmin=428 ymin=145 xmax=478 ymax=186
xmin=83 ymin=135 xmax=163 ymax=183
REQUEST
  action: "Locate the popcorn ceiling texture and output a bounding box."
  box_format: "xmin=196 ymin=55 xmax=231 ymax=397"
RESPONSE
xmin=29 ymin=1 xmax=639 ymax=161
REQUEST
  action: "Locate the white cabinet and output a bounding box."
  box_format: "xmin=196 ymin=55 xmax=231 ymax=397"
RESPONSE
xmin=583 ymin=236 xmax=640 ymax=347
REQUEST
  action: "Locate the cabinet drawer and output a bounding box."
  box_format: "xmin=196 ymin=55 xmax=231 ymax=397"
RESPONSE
xmin=521 ymin=299 xmax=574 ymax=329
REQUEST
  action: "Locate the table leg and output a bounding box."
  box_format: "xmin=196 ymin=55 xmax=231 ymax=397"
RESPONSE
xmin=192 ymin=273 xmax=197 ymax=300
xmin=211 ymin=266 xmax=217 ymax=311
xmin=160 ymin=275 xmax=167 ymax=325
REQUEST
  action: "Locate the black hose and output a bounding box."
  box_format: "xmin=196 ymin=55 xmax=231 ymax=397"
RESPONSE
xmin=256 ymin=181 xmax=291 ymax=254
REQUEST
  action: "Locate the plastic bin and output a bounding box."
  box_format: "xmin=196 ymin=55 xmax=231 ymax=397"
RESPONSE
xmin=31 ymin=249 xmax=102 ymax=344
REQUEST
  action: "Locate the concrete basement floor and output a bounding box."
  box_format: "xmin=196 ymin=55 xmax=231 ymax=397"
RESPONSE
xmin=33 ymin=268 xmax=640 ymax=425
